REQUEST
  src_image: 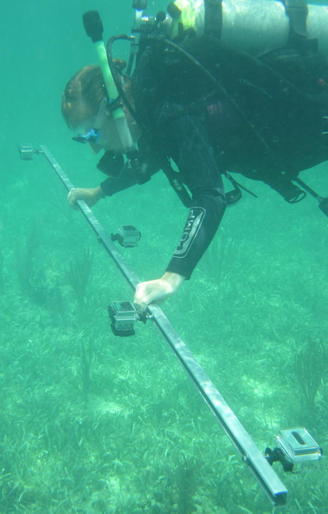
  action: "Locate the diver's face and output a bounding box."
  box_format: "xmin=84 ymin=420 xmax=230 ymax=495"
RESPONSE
xmin=75 ymin=111 xmax=128 ymax=153
xmin=95 ymin=116 xmax=123 ymax=151
xmin=73 ymin=116 xmax=121 ymax=153
xmin=71 ymin=99 xmax=93 ymax=129
xmin=69 ymin=98 xmax=111 ymax=151
xmin=71 ymin=90 xmax=138 ymax=153
xmin=63 ymin=86 xmax=94 ymax=131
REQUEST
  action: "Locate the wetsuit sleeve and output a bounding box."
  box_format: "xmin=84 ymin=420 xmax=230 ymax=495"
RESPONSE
xmin=163 ymin=112 xmax=226 ymax=279
xmin=100 ymin=167 xmax=139 ymax=196
xmin=100 ymin=157 xmax=160 ymax=196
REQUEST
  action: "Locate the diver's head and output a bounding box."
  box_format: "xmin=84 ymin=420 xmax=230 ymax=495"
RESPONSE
xmin=62 ymin=64 xmax=137 ymax=152
xmin=62 ymin=65 xmax=105 ymax=130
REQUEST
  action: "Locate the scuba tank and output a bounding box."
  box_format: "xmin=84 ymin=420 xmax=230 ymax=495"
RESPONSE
xmin=134 ymin=0 xmax=328 ymax=57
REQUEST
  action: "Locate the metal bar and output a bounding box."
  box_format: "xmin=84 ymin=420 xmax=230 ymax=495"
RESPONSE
xmin=148 ymin=304 xmax=287 ymax=505
xmin=37 ymin=145 xmax=288 ymax=505
xmin=39 ymin=146 xmax=140 ymax=289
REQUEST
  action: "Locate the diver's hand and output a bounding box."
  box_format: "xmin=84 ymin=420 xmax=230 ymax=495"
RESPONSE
xmin=134 ymin=272 xmax=185 ymax=309
xmin=67 ymin=186 xmax=104 ymax=208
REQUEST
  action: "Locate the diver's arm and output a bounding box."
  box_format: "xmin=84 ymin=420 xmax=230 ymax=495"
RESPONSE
xmin=132 ymin=183 xmax=225 ymax=306
xmin=166 ymin=188 xmax=226 ymax=279
xmin=68 ymin=158 xmax=160 ymax=207
xmin=100 ymin=169 xmax=139 ymax=197
xmin=165 ymin=113 xmax=226 ymax=279
xmin=67 ymin=164 xmax=142 ymax=206
xmin=133 ymin=113 xmax=226 ymax=307
xmin=100 ymin=149 xmax=161 ymax=197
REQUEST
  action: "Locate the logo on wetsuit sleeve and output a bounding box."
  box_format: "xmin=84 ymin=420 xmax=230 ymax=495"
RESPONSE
xmin=174 ymin=207 xmax=206 ymax=258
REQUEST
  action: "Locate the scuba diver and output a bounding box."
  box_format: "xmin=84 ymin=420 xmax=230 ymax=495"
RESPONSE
xmin=61 ymin=0 xmax=328 ymax=308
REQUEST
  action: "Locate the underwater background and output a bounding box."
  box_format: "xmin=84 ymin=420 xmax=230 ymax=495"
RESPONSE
xmin=1 ymin=0 xmax=328 ymax=512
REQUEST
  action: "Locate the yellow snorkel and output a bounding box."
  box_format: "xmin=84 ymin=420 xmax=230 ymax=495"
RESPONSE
xmin=82 ymin=11 xmax=134 ymax=152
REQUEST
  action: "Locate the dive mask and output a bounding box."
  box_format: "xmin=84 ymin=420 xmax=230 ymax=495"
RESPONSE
xmin=73 ymin=128 xmax=100 ymax=144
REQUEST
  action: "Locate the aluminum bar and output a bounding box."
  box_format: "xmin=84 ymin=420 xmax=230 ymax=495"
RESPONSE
xmin=37 ymin=145 xmax=288 ymax=505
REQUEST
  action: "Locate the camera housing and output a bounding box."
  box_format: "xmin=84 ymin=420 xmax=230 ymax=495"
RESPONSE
xmin=18 ymin=145 xmax=36 ymax=160
xmin=266 ymin=427 xmax=322 ymax=472
xmin=108 ymin=301 xmax=140 ymax=336
xmin=111 ymin=225 xmax=141 ymax=248
xmin=276 ymin=428 xmax=322 ymax=466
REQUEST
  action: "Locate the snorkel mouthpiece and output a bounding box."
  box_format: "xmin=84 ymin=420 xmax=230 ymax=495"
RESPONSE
xmin=82 ymin=10 xmax=134 ymax=152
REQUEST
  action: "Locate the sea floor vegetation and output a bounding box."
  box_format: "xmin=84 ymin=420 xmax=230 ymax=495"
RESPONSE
xmin=1 ymin=159 xmax=328 ymax=513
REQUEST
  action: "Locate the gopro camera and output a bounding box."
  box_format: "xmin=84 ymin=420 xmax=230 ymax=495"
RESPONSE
xmin=111 ymin=225 xmax=141 ymax=248
xmin=266 ymin=427 xmax=322 ymax=472
xmin=18 ymin=145 xmax=37 ymax=160
xmin=108 ymin=301 xmax=140 ymax=336
xmin=277 ymin=428 xmax=322 ymax=466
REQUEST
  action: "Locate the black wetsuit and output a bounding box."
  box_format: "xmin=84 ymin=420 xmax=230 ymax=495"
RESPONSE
xmin=100 ymin=36 xmax=328 ymax=279
xmin=100 ymin=106 xmax=225 ymax=279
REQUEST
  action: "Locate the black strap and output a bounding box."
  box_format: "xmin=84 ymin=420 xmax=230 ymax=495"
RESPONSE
xmin=281 ymin=0 xmax=308 ymax=42
xmin=204 ymin=0 xmax=222 ymax=39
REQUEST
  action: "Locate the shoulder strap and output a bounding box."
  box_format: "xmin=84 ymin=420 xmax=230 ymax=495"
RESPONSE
xmin=281 ymin=0 xmax=318 ymax=51
xmin=282 ymin=0 xmax=308 ymax=40
xmin=204 ymin=0 xmax=222 ymax=39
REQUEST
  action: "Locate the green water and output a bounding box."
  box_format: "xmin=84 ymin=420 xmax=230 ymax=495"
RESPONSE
xmin=1 ymin=1 xmax=328 ymax=512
